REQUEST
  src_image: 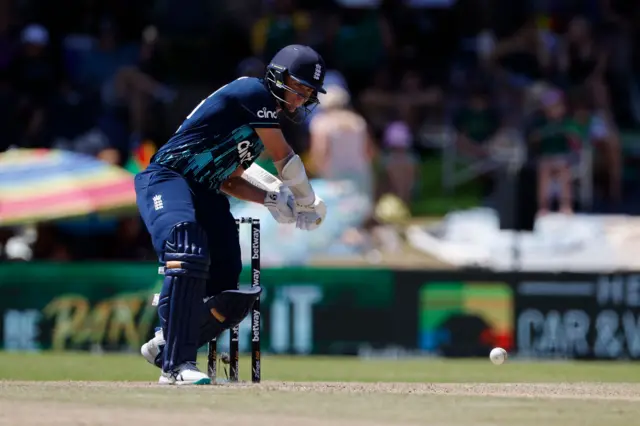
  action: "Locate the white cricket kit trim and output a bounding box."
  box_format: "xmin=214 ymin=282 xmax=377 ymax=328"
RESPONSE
xmin=279 ymin=154 xmax=315 ymax=206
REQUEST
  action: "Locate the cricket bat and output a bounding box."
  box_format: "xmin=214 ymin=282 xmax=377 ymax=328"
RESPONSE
xmin=241 ymin=163 xmax=284 ymax=192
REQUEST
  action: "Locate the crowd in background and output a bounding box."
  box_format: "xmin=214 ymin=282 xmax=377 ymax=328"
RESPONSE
xmin=1 ymin=0 xmax=640 ymax=261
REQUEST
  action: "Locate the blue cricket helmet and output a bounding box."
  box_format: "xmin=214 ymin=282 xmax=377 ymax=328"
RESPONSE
xmin=265 ymin=44 xmax=327 ymax=122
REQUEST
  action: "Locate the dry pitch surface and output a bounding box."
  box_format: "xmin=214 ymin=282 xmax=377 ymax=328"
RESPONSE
xmin=1 ymin=354 xmax=640 ymax=426
xmin=1 ymin=380 xmax=639 ymax=426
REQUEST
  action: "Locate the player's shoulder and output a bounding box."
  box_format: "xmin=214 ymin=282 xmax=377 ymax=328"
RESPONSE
xmin=229 ymin=77 xmax=278 ymax=118
xmin=226 ymin=77 xmax=271 ymax=99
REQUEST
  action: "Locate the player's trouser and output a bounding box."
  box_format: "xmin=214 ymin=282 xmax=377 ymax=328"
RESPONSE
xmin=134 ymin=163 xmax=242 ymax=372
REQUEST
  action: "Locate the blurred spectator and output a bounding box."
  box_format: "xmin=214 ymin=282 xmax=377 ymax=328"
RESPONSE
xmin=77 ymin=20 xmax=175 ymax=152
xmin=46 ymin=78 xmax=109 ymax=156
xmin=452 ymin=86 xmax=503 ymax=160
xmin=380 ymin=120 xmax=418 ymax=205
xmin=358 ymin=67 xmax=441 ymax=139
xmin=114 ymin=26 xmax=175 ymax=145
xmin=489 ymin=17 xmax=551 ymax=87
xmin=251 ymin=0 xmax=311 ymax=61
xmin=11 ymin=24 xmax=58 ymax=99
xmin=358 ymin=67 xmax=395 ymax=138
xmin=567 ymin=89 xmax=622 ymax=203
xmin=76 ymin=19 xmax=138 ymax=97
xmin=326 ymin=8 xmax=394 ymax=96
xmin=528 ymin=89 xmax=578 ymax=215
xmin=3 ymin=0 xmax=640 ymax=262
xmin=138 ymin=25 xmax=170 ymax=85
xmin=308 ymin=84 xmax=375 ymax=198
xmin=398 ymin=69 xmax=442 ymax=133
xmin=558 ymin=16 xmax=611 ymax=115
xmin=10 ymin=24 xmax=60 ymax=148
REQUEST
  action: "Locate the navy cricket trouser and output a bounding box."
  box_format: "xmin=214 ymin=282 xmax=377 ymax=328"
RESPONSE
xmin=134 ymin=162 xmax=242 ymax=297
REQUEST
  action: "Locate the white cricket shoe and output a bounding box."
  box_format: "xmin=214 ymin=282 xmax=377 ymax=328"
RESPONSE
xmin=159 ymin=362 xmax=211 ymax=385
xmin=141 ymin=328 xmax=165 ymax=366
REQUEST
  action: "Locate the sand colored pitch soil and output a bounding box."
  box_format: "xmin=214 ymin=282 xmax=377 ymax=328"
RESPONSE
xmin=0 ymin=381 xmax=639 ymax=426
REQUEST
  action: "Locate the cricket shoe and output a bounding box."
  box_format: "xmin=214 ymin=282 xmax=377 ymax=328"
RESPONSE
xmin=141 ymin=328 xmax=164 ymax=367
xmin=159 ymin=362 xmax=211 ymax=385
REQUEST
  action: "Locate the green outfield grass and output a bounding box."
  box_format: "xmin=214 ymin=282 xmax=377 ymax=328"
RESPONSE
xmin=0 ymin=351 xmax=639 ymax=383
xmin=1 ymin=352 xmax=639 ymax=426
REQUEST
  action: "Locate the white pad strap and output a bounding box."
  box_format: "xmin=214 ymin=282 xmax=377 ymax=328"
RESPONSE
xmin=279 ymin=154 xmax=315 ymax=206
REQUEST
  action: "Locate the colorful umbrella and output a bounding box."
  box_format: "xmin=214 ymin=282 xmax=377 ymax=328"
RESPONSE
xmin=0 ymin=149 xmax=137 ymax=226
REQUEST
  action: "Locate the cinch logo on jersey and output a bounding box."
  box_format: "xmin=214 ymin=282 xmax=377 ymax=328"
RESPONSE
xmin=237 ymin=140 xmax=255 ymax=165
xmin=257 ymin=107 xmax=277 ymax=120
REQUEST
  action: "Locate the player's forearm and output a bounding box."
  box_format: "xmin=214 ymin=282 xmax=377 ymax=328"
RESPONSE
xmin=220 ymin=177 xmax=267 ymax=204
xmin=254 ymin=128 xmax=315 ymax=205
xmin=255 ymin=127 xmax=294 ymax=162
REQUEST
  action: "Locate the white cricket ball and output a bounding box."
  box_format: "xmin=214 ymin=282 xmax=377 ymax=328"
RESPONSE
xmin=489 ymin=347 xmax=508 ymax=365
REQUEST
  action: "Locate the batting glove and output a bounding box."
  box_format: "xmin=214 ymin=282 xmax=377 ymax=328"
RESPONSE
xmin=264 ymin=185 xmax=296 ymax=224
xmin=294 ymin=195 xmax=326 ymax=231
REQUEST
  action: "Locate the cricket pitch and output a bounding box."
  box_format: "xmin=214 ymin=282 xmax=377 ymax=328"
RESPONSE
xmin=1 ymin=380 xmax=639 ymax=426
xmin=0 ymin=353 xmax=639 ymax=425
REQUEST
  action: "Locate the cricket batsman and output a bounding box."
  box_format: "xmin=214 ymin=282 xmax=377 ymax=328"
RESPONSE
xmin=135 ymin=45 xmax=327 ymax=385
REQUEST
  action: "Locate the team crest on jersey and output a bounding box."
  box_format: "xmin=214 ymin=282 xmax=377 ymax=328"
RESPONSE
xmin=257 ymin=107 xmax=277 ymax=120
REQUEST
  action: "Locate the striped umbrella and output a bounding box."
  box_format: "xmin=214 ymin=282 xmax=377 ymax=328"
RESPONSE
xmin=0 ymin=149 xmax=137 ymax=226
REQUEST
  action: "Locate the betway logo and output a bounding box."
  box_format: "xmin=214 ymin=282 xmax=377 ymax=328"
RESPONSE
xmin=257 ymin=107 xmax=277 ymax=120
xmin=252 ymin=227 xmax=260 ymax=260
xmin=237 ymin=140 xmax=254 ymax=164
xmin=252 ymin=310 xmax=261 ymax=342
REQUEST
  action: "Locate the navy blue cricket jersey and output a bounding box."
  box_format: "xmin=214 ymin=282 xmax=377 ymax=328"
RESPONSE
xmin=151 ymin=77 xmax=280 ymax=190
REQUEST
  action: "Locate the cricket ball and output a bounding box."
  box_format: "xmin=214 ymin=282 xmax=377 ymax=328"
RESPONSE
xmin=489 ymin=347 xmax=508 ymax=365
